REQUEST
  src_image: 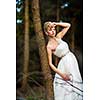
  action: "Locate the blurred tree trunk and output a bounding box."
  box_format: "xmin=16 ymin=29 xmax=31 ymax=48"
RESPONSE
xmin=56 ymin=0 xmax=60 ymax=33
xmin=71 ymin=17 xmax=76 ymax=50
xmin=32 ymin=0 xmax=54 ymax=100
xmin=22 ymin=0 xmax=29 ymax=90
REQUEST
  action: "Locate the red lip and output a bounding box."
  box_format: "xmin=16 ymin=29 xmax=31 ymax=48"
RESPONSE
xmin=48 ymin=32 xmax=54 ymax=35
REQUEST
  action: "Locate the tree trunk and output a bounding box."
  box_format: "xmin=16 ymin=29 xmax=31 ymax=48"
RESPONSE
xmin=22 ymin=0 xmax=29 ymax=89
xmin=32 ymin=0 xmax=54 ymax=100
xmin=56 ymin=0 xmax=60 ymax=33
xmin=71 ymin=17 xmax=76 ymax=50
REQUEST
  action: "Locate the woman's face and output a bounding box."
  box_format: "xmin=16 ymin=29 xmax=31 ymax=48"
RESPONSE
xmin=47 ymin=22 xmax=56 ymax=37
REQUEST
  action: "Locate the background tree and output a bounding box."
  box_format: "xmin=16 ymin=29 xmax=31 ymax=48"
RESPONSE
xmin=32 ymin=0 xmax=54 ymax=100
xmin=22 ymin=0 xmax=29 ymax=90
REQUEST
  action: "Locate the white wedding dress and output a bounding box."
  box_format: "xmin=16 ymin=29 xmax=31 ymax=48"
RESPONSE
xmin=53 ymin=38 xmax=83 ymax=100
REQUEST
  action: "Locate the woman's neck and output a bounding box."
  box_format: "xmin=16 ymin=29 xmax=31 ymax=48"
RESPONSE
xmin=48 ymin=36 xmax=56 ymax=41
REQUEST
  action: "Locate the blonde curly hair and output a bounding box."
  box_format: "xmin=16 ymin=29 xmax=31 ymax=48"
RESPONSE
xmin=43 ymin=21 xmax=51 ymax=34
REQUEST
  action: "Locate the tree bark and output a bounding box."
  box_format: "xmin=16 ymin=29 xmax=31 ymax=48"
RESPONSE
xmin=56 ymin=0 xmax=60 ymax=33
xmin=22 ymin=0 xmax=29 ymax=89
xmin=71 ymin=17 xmax=76 ymax=50
xmin=32 ymin=0 xmax=54 ymax=100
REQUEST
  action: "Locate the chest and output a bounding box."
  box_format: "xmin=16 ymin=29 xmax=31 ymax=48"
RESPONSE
xmin=48 ymin=41 xmax=58 ymax=51
xmin=53 ymin=41 xmax=69 ymax=58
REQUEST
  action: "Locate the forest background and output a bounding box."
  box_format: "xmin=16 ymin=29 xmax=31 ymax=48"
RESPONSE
xmin=16 ymin=0 xmax=83 ymax=100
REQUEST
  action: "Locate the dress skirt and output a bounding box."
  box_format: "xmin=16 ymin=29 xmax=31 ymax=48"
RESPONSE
xmin=53 ymin=52 xmax=83 ymax=100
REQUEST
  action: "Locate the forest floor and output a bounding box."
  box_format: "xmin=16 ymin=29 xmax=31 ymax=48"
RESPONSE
xmin=17 ymin=85 xmax=46 ymax=100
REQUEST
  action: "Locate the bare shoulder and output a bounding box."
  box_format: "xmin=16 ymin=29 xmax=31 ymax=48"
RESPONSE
xmin=46 ymin=43 xmax=52 ymax=52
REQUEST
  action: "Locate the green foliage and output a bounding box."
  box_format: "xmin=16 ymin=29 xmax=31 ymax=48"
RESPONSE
xmin=26 ymin=86 xmax=46 ymax=100
xmin=26 ymin=96 xmax=33 ymax=100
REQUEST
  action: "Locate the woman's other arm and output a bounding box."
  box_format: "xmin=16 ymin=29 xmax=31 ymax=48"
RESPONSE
xmin=47 ymin=46 xmax=70 ymax=81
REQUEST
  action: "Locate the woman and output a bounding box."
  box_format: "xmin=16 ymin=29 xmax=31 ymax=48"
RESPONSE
xmin=44 ymin=21 xmax=83 ymax=100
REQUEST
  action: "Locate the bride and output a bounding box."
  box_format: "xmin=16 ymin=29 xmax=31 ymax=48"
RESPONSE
xmin=44 ymin=21 xmax=83 ymax=100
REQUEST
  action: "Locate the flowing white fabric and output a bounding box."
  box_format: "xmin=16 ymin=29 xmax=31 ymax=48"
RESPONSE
xmin=53 ymin=38 xmax=83 ymax=100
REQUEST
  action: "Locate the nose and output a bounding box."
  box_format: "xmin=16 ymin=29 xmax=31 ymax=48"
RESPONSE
xmin=52 ymin=29 xmax=55 ymax=34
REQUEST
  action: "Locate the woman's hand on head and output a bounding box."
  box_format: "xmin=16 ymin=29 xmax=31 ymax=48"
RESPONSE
xmin=52 ymin=22 xmax=57 ymax=27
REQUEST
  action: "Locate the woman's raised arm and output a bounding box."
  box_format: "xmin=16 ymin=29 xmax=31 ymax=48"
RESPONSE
xmin=54 ymin=22 xmax=71 ymax=39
